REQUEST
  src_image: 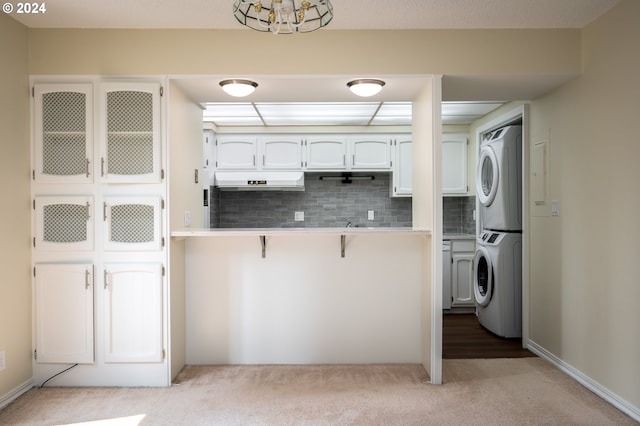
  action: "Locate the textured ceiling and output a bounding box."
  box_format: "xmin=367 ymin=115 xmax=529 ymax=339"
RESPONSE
xmin=10 ymin=0 xmax=620 ymax=29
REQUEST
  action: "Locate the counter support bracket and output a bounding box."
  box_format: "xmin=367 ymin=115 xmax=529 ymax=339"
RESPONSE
xmin=340 ymin=234 xmax=346 ymax=258
xmin=260 ymin=235 xmax=267 ymax=258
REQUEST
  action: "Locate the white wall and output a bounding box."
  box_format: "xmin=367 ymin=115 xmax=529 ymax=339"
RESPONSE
xmin=185 ymin=234 xmax=423 ymax=364
xmin=167 ymin=82 xmax=204 ymax=379
xmin=528 ymin=0 xmax=640 ymax=413
xmin=0 ymin=14 xmax=31 ymax=403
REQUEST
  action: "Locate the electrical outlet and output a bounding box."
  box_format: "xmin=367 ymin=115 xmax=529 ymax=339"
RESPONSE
xmin=368 ymin=210 xmax=375 ymax=221
xmin=294 ymin=211 xmax=304 ymax=222
xmin=0 ymin=350 xmax=6 ymax=371
xmin=184 ymin=211 xmax=191 ymax=227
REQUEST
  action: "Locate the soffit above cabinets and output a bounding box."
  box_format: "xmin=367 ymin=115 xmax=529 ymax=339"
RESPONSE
xmin=203 ymin=101 xmax=505 ymax=127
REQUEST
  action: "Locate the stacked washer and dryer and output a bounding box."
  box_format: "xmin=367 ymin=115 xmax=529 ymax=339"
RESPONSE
xmin=474 ymin=125 xmax=523 ymax=338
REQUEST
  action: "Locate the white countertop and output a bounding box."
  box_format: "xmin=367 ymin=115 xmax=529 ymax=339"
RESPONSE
xmin=171 ymin=227 xmax=431 ymax=238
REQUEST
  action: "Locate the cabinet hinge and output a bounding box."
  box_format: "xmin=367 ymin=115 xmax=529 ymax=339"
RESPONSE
xmin=33 ymin=267 xmax=36 ymax=277
xmin=32 ymin=199 xmax=35 ymax=210
xmin=161 ymin=169 xmax=165 ymax=180
xmin=161 ymin=199 xmax=165 ymax=209
xmin=33 ymin=237 xmax=36 ymax=248
xmin=160 ymin=86 xmax=164 ymax=97
xmin=215 ymin=139 xmax=218 ymax=146
xmin=162 ymin=237 xmax=165 ymax=247
xmin=32 ymin=170 xmax=35 ymax=180
xmin=31 ymin=87 xmax=34 ymax=97
xmin=162 ymin=266 xmax=166 ymax=276
xmin=162 ymin=349 xmax=166 ymax=360
xmin=34 ymin=349 xmax=37 ymax=360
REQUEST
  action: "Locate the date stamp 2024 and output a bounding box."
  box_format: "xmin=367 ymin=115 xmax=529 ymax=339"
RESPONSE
xmin=3 ymin=2 xmax=47 ymax=14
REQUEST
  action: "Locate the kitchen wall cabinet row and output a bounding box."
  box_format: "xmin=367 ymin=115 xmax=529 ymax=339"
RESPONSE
xmin=210 ymin=134 xmax=407 ymax=171
xmin=30 ymin=79 xmax=169 ymax=386
xmin=204 ymin=133 xmax=413 ymax=196
xmin=205 ymin=132 xmax=469 ymax=196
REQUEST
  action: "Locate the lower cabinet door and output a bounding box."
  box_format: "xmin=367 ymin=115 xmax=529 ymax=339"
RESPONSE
xmin=34 ymin=263 xmax=94 ymax=364
xmin=452 ymin=253 xmax=475 ymax=306
xmin=103 ymin=263 xmax=163 ymax=363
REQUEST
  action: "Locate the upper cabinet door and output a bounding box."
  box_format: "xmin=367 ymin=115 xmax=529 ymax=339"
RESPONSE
xmin=261 ymin=136 xmax=303 ymax=170
xmin=442 ymin=134 xmax=468 ymax=194
xmin=215 ymin=135 xmax=257 ymax=170
xmin=392 ymin=137 xmax=413 ymax=197
xmin=33 ymin=84 xmax=93 ymax=183
xmin=99 ymin=83 xmax=162 ymax=183
xmin=351 ymin=137 xmax=392 ymax=169
xmin=305 ymin=136 xmax=347 ymax=170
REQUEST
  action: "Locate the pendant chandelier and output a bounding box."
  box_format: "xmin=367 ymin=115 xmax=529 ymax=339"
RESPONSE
xmin=233 ymin=0 xmax=334 ymax=34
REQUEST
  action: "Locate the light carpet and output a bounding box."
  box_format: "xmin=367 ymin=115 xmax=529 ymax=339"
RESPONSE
xmin=0 ymin=358 xmax=635 ymax=425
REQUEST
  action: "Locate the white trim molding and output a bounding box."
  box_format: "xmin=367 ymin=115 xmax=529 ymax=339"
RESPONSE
xmin=528 ymin=340 xmax=640 ymax=422
xmin=0 ymin=379 xmax=33 ymax=410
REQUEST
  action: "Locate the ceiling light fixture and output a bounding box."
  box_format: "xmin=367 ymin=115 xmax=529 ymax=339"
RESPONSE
xmin=347 ymin=79 xmax=386 ymax=97
xmin=233 ymin=0 xmax=334 ymax=34
xmin=219 ymin=79 xmax=258 ymax=97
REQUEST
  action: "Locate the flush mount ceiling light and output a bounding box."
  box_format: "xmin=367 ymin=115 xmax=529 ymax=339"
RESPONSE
xmin=233 ymin=0 xmax=334 ymax=34
xmin=219 ymin=79 xmax=258 ymax=97
xmin=347 ymin=79 xmax=386 ymax=97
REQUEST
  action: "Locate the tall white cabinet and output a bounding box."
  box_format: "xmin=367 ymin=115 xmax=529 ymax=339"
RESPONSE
xmin=31 ymin=79 xmax=168 ymax=387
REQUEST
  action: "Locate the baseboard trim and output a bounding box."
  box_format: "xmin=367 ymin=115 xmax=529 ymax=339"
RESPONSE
xmin=528 ymin=340 xmax=639 ymax=422
xmin=0 ymin=379 xmax=33 ymax=410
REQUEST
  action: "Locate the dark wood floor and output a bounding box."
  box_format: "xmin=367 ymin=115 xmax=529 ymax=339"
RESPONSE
xmin=442 ymin=313 xmax=536 ymax=359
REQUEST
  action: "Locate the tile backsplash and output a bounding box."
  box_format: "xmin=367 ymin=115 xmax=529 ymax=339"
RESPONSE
xmin=210 ymin=172 xmax=412 ymax=228
xmin=443 ymin=196 xmax=476 ymax=235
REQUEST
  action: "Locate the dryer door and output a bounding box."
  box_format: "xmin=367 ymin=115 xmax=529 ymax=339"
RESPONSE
xmin=476 ymin=145 xmax=499 ymax=207
xmin=474 ymin=245 xmax=493 ymax=307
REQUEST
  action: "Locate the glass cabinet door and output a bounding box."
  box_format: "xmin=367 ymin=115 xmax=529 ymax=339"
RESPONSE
xmin=33 ymin=84 xmax=93 ymax=183
xmin=100 ymin=83 xmax=162 ymax=183
xmin=34 ymin=196 xmax=94 ymax=251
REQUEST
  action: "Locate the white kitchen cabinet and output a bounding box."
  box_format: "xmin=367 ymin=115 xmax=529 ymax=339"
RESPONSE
xmin=103 ymin=196 xmax=163 ymax=251
xmin=33 ymin=84 xmax=93 ymax=183
xmin=203 ymin=129 xmax=214 ymax=169
xmin=261 ymin=136 xmax=304 ymax=169
xmin=442 ymin=241 xmax=451 ymax=309
xmin=392 ymin=136 xmax=412 ymax=197
xmin=442 ymin=134 xmax=468 ymax=194
xmin=305 ymin=136 xmax=347 ymax=170
xmin=103 ymin=263 xmax=163 ymax=363
xmin=34 ymin=196 xmax=94 ymax=251
xmin=350 ymin=136 xmax=391 ymax=169
xmin=450 ymin=239 xmax=475 ymax=307
xmin=215 ymin=135 xmax=257 ymax=169
xmin=34 ymin=263 xmax=94 ymax=364
xmin=99 ymin=82 xmax=163 ymax=183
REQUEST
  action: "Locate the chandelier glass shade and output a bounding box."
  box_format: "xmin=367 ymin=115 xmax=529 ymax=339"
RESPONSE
xmin=233 ymin=0 xmax=334 ymax=34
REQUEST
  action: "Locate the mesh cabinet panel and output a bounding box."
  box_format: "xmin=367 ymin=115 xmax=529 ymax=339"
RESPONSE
xmin=42 ymin=92 xmax=87 ymax=176
xmin=110 ymin=204 xmax=155 ymax=244
xmin=43 ymin=203 xmax=89 ymax=243
xmin=106 ymin=91 xmax=154 ymax=176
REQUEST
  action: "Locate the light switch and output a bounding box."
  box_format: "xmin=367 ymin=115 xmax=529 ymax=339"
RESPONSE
xmin=294 ymin=211 xmax=304 ymax=221
xmin=551 ymin=200 xmax=559 ymax=216
xmin=368 ymin=210 xmax=375 ymax=221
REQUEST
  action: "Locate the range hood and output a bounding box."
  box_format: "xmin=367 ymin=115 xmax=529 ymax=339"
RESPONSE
xmin=214 ymin=171 xmax=304 ymax=190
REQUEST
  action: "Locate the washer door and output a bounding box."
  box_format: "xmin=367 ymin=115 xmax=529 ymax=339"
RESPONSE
xmin=474 ymin=246 xmax=493 ymax=307
xmin=476 ymin=145 xmax=499 ymax=207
